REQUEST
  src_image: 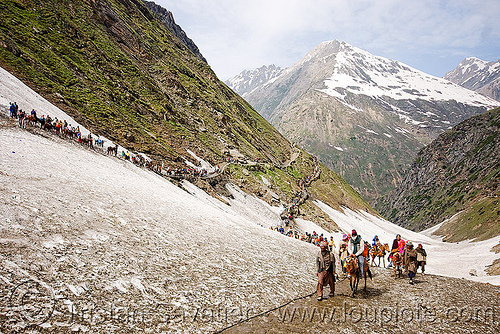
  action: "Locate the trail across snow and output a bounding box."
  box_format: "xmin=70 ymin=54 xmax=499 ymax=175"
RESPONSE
xmin=0 ymin=124 xmax=319 ymax=332
xmin=0 ymin=65 xmax=499 ymax=332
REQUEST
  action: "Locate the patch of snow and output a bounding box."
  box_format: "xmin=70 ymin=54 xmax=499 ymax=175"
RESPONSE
xmin=314 ymin=201 xmax=500 ymax=285
xmin=261 ymin=175 xmax=271 ymax=187
xmin=186 ymin=149 xmax=214 ymax=173
xmin=357 ymin=125 xmax=379 ymax=135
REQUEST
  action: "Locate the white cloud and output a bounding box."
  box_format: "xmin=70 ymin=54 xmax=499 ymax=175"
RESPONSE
xmin=155 ymin=0 xmax=500 ymax=80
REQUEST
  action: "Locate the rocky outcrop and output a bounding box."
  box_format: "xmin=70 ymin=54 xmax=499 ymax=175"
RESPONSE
xmin=143 ymin=1 xmax=207 ymax=63
xmin=376 ymin=107 xmax=500 ymax=239
xmin=444 ymin=57 xmax=500 ymax=102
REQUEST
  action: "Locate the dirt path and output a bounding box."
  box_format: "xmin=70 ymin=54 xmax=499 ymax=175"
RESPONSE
xmin=221 ymin=267 xmax=500 ymax=334
xmin=280 ymin=144 xmax=300 ymax=168
xmin=280 ymin=155 xmax=320 ymax=222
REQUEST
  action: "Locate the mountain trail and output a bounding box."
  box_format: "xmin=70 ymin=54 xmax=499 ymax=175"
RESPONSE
xmin=222 ymin=267 xmax=500 ymax=334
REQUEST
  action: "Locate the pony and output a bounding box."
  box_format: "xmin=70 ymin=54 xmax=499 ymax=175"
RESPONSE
xmin=371 ymin=243 xmax=389 ymax=268
xmin=26 ymin=115 xmax=38 ymax=126
xmin=345 ymin=255 xmax=372 ymax=297
xmin=80 ymin=137 xmax=91 ymax=147
xmin=63 ymin=128 xmax=75 ymax=138
xmin=344 ymin=255 xmax=360 ymax=297
xmin=42 ymin=122 xmax=53 ymax=131
xmin=107 ymin=145 xmax=118 ymax=156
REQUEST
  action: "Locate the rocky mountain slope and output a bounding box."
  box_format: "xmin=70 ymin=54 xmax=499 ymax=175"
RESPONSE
xmin=1 ymin=0 xmax=282 ymax=166
xmin=225 ymin=64 xmax=283 ymax=98
xmin=143 ymin=0 xmax=207 ymax=63
xmin=229 ymin=40 xmax=500 ymax=203
xmin=376 ymin=107 xmax=500 ymax=240
xmin=444 ymin=57 xmax=500 ymax=102
xmin=0 ymin=0 xmax=375 ymax=231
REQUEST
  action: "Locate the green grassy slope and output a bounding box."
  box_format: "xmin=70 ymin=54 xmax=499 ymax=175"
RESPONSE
xmin=0 ymin=0 xmax=289 ymax=164
xmin=378 ymin=108 xmax=500 ymax=241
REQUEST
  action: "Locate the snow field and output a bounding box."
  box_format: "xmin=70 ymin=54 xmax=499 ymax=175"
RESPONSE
xmin=0 ymin=127 xmax=319 ymax=332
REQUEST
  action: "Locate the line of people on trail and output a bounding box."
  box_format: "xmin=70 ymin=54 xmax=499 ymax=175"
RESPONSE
xmin=316 ymin=230 xmax=428 ymax=300
xmin=163 ymin=167 xmax=208 ymax=177
xmin=10 ymin=103 xmax=89 ymax=143
xmin=6 ymin=102 xmax=213 ymax=180
xmin=278 ymin=156 xmax=321 ymax=236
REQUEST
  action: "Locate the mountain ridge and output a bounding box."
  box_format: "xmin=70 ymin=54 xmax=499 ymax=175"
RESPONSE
xmin=376 ymin=107 xmax=500 ymax=240
xmin=143 ymin=0 xmax=207 ymax=63
xmin=228 ymin=40 xmax=500 ymax=203
xmin=444 ymin=57 xmax=500 ymax=102
xmin=225 ymin=64 xmax=283 ymax=98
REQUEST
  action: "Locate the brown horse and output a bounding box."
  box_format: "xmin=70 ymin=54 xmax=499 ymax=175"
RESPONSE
xmin=372 ymin=243 xmax=389 ymax=268
xmin=26 ymin=115 xmax=37 ymax=126
xmin=42 ymin=122 xmax=53 ymax=131
xmin=344 ymin=255 xmax=359 ymax=297
xmin=107 ymin=145 xmax=118 ymax=156
xmin=63 ymin=128 xmax=75 ymax=138
xmin=80 ymin=137 xmax=90 ymax=147
xmin=345 ymin=255 xmax=371 ymax=297
xmin=391 ymin=251 xmax=403 ymax=278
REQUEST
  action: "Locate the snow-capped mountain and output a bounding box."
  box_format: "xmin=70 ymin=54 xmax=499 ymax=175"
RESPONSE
xmin=318 ymin=43 xmax=497 ymax=107
xmin=225 ymin=64 xmax=283 ymax=98
xmin=444 ymin=57 xmax=500 ymax=102
xmin=235 ymin=40 xmax=500 ymax=203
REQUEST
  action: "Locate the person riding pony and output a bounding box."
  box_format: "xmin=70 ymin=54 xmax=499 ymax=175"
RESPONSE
xmin=348 ymin=230 xmax=365 ymax=275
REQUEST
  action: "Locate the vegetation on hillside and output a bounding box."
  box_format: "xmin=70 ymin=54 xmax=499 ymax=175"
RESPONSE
xmin=378 ymin=108 xmax=500 ymax=241
xmin=0 ymin=0 xmax=289 ymax=164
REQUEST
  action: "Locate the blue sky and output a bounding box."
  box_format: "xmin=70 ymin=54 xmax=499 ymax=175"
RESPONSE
xmin=155 ymin=0 xmax=500 ymax=81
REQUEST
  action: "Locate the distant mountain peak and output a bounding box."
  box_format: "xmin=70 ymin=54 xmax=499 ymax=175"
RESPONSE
xmin=237 ymin=39 xmax=500 ymax=203
xmin=445 ymin=57 xmax=500 ymax=102
xmin=311 ymin=41 xmax=498 ymax=109
xmin=225 ymin=64 xmax=283 ymax=97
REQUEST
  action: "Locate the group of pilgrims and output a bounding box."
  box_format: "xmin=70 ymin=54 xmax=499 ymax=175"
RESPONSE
xmin=315 ymin=230 xmax=428 ymax=300
xmin=6 ymin=102 xmax=234 ymax=178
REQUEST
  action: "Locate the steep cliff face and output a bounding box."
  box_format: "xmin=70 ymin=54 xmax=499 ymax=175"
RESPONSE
xmin=444 ymin=57 xmax=500 ymax=102
xmin=377 ymin=108 xmax=500 ymax=241
xmin=143 ymin=0 xmax=207 ymax=63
